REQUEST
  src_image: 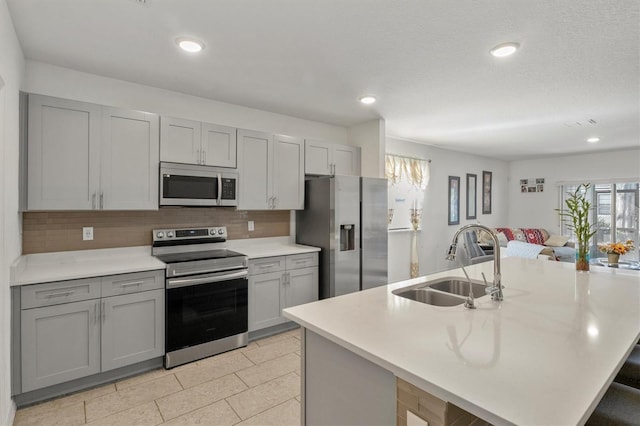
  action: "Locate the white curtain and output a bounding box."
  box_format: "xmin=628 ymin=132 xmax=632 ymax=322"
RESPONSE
xmin=385 ymin=154 xmax=430 ymax=190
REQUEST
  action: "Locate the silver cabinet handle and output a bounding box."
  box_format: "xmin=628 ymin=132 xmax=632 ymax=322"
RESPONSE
xmin=100 ymin=192 xmax=104 ymax=209
xmin=119 ymin=281 xmax=143 ymax=288
xmin=272 ymin=196 xmax=277 ymax=209
xmin=258 ymin=263 xmax=278 ymax=269
xmin=101 ymin=300 xmax=106 ymax=324
xmin=46 ymin=291 xmax=74 ymax=298
xmin=196 ymin=149 xmax=201 ymax=164
xmin=203 ymin=150 xmax=207 ymax=164
xmin=94 ymin=301 xmax=99 ymax=325
xmin=92 ymin=193 xmax=96 ymax=209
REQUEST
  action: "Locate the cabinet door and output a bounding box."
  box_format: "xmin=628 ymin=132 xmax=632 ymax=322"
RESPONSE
xmin=160 ymin=116 xmax=201 ymax=165
xmin=237 ymin=129 xmax=273 ymax=210
xmin=202 ymin=122 xmax=237 ymax=168
xmin=249 ymin=271 xmax=285 ymax=331
xmin=304 ymin=139 xmax=332 ymax=175
xmin=101 ymin=289 xmax=165 ymax=372
xmin=101 ymin=108 xmax=159 ymax=210
xmin=27 ymin=95 xmax=101 ymax=210
xmin=284 ymin=267 xmax=319 ymax=311
xmin=333 ymin=144 xmax=361 ymax=176
xmin=21 ymin=299 xmax=100 ymax=392
xmin=273 ymin=134 xmax=304 ymax=210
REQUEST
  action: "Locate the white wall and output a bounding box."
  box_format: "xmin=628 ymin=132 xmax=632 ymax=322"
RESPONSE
xmin=0 ymin=0 xmax=25 ymax=423
xmin=386 ymin=137 xmax=509 ymax=282
xmin=507 ymin=148 xmax=640 ymax=234
xmin=348 ymin=119 xmax=385 ymax=178
xmin=24 ymin=61 xmax=348 ymax=144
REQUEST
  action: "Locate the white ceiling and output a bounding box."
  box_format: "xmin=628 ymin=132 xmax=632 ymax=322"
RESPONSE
xmin=7 ymin=0 xmax=639 ymax=160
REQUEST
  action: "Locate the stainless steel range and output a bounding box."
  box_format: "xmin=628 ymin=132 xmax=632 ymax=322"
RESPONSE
xmin=152 ymin=226 xmax=248 ymax=368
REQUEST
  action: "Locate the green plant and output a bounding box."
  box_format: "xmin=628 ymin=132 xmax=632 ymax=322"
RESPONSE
xmin=556 ymin=183 xmax=597 ymax=270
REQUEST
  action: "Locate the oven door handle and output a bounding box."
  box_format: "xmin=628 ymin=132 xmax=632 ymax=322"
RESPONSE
xmin=166 ymin=270 xmax=248 ymax=289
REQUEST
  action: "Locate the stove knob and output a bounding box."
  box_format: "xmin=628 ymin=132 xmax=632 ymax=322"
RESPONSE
xmin=167 ymin=231 xmax=174 ymax=238
xmin=210 ymin=228 xmax=216 ymax=235
xmin=218 ymin=229 xmax=224 ymax=235
xmin=156 ymin=231 xmax=164 ymax=239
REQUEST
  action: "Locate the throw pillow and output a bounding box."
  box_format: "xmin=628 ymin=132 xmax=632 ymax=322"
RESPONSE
xmin=522 ymin=228 xmax=546 ymax=245
xmin=496 ymin=232 xmax=508 ymax=246
xmin=544 ymin=235 xmax=570 ymax=247
xmin=495 ymin=228 xmax=516 ymax=241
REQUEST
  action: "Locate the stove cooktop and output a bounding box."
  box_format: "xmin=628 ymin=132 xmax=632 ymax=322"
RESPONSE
xmin=154 ymin=249 xmax=246 ymax=264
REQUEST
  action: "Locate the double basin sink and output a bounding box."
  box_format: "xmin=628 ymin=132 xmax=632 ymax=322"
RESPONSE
xmin=393 ymin=277 xmax=487 ymax=307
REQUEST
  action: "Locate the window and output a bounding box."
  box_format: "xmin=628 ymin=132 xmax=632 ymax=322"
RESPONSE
xmin=560 ymin=182 xmax=640 ymax=261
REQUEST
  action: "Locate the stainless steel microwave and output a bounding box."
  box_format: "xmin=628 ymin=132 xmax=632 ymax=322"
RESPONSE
xmin=160 ymin=162 xmax=238 ymax=207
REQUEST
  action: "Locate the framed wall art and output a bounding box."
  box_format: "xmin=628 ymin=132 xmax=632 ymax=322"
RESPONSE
xmin=482 ymin=171 xmax=492 ymax=214
xmin=466 ymin=173 xmax=477 ymax=220
xmin=448 ymin=176 xmax=460 ymax=225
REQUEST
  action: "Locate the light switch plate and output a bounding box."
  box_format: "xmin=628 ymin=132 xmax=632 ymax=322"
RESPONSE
xmin=83 ymin=227 xmax=94 ymax=241
xmin=248 ymin=221 xmax=255 ymax=232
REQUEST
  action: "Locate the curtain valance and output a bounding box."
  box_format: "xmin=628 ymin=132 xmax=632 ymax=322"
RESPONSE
xmin=384 ymin=154 xmax=431 ymax=190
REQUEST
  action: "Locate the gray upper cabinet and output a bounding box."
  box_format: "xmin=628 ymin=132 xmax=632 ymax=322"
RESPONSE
xmin=27 ymin=95 xmax=101 ymax=210
xmin=273 ymin=134 xmax=304 ymax=210
xmin=101 ymin=107 xmax=159 ymax=210
xmin=237 ymin=129 xmax=274 ymax=210
xmin=237 ymin=130 xmax=304 ymax=210
xmin=27 ymin=94 xmax=159 ymax=211
xmin=160 ymin=116 xmax=237 ymax=168
xmin=304 ymin=139 xmax=361 ymax=176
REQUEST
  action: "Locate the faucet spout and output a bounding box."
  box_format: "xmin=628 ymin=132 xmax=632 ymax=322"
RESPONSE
xmin=447 ymin=224 xmax=503 ymax=302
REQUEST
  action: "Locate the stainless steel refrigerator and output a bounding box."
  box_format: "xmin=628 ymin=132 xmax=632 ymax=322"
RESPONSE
xmin=296 ymin=176 xmax=388 ymax=299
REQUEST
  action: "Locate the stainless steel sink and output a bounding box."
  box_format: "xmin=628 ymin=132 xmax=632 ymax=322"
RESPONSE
xmin=394 ymin=288 xmax=465 ymax=306
xmin=428 ymin=278 xmax=486 ymax=297
xmin=392 ymin=276 xmax=487 ymax=307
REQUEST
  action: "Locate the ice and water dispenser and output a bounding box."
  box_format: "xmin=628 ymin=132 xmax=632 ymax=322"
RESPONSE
xmin=339 ymin=224 xmax=355 ymax=251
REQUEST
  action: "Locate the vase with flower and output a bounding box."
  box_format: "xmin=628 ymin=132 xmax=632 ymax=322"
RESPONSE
xmin=556 ymin=183 xmax=597 ymax=271
xmin=598 ymin=240 xmax=635 ymax=264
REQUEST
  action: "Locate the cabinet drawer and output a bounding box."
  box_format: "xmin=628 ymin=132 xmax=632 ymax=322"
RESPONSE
xmin=286 ymin=252 xmax=318 ymax=270
xmin=249 ymin=256 xmax=285 ymax=275
xmin=101 ymin=270 xmax=164 ymax=297
xmin=21 ymin=278 xmax=101 ymax=309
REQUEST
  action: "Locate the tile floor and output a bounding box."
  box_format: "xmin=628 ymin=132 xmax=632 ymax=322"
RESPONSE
xmin=14 ymin=329 xmax=302 ymax=426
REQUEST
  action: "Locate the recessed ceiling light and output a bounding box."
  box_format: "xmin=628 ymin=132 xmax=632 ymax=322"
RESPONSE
xmin=359 ymin=96 xmax=377 ymax=105
xmin=490 ymin=42 xmax=520 ymax=58
xmin=176 ymin=37 xmax=205 ymax=53
xmin=587 ymin=137 xmax=600 ymax=143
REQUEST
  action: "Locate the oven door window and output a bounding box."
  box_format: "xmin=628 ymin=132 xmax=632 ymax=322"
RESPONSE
xmin=163 ymin=174 xmax=218 ymax=200
xmin=166 ymin=277 xmax=247 ymax=352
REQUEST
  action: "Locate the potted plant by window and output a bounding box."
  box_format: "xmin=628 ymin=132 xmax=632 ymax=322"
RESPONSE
xmin=598 ymin=240 xmax=635 ymax=264
xmin=556 ymin=184 xmax=596 ymax=271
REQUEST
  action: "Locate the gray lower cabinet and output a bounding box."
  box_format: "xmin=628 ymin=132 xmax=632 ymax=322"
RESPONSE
xmin=101 ymin=289 xmax=164 ymax=372
xmin=21 ymin=299 xmax=101 ymax=392
xmin=248 ymin=253 xmax=319 ymax=332
xmin=18 ymin=270 xmax=164 ymax=393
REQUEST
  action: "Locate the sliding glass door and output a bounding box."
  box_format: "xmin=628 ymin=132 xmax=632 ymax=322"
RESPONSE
xmin=562 ymin=182 xmax=639 ymax=262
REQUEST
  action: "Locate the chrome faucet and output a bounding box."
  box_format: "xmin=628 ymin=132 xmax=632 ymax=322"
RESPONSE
xmin=446 ymin=224 xmax=503 ymax=301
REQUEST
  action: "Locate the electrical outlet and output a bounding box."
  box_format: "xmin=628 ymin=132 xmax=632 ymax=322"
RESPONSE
xmin=83 ymin=227 xmax=94 ymax=241
xmin=248 ymin=221 xmax=255 ymax=232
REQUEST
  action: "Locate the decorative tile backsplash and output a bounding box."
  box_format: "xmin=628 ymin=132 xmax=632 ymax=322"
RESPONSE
xmin=22 ymin=208 xmax=290 ymax=254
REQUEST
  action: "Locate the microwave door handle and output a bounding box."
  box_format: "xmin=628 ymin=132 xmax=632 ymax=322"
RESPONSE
xmin=217 ymin=173 xmax=222 ymax=205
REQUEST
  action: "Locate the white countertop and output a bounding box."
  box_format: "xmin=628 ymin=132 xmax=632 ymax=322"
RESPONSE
xmin=226 ymin=236 xmax=320 ymax=259
xmin=11 ymin=246 xmax=166 ymax=286
xmin=283 ymin=258 xmax=640 ymax=426
xmin=11 ymin=237 xmax=320 ymax=286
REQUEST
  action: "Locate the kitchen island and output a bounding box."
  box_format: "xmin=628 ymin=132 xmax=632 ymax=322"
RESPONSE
xmin=283 ymin=257 xmax=640 ymax=425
